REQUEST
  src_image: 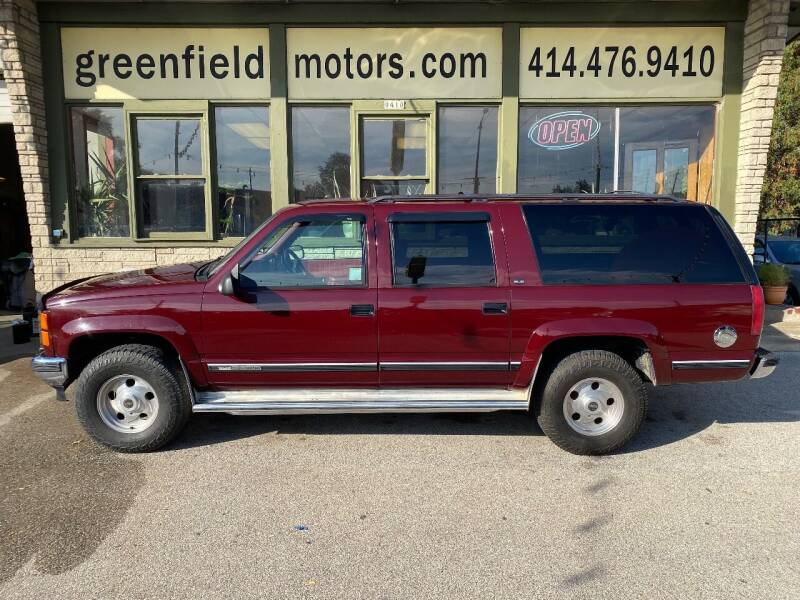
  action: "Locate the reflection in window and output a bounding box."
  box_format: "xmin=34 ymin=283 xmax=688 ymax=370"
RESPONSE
xmin=438 ymin=106 xmax=498 ymax=194
xmin=291 ymin=106 xmax=351 ymax=202
xmin=239 ymin=215 xmax=365 ymax=288
xmin=215 ymin=106 xmax=271 ymax=238
xmin=136 ymin=118 xmax=202 ymax=175
xmin=70 ymin=106 xmax=129 ymax=237
xmin=619 ymin=106 xmax=715 ymax=201
xmin=362 ymin=118 xmax=427 ymax=177
xmin=134 ymin=116 xmax=206 ymax=236
xmin=360 ymin=179 xmax=427 ymax=197
xmin=391 ymin=220 xmax=496 ymax=287
xmin=518 ymin=107 xmax=615 ymax=194
xmin=631 ymin=149 xmax=657 ymax=194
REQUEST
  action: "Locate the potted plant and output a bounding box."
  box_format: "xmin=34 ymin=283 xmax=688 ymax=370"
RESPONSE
xmin=757 ymin=262 xmax=791 ymax=305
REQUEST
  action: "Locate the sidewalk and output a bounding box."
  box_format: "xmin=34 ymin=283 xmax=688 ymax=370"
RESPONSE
xmin=762 ymin=305 xmax=800 ymax=352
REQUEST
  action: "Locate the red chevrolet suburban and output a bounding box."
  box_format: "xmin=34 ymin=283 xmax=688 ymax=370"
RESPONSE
xmin=32 ymin=194 xmax=777 ymax=455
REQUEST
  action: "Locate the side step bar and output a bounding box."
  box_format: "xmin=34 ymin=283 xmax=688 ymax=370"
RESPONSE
xmin=193 ymin=387 xmax=530 ymax=415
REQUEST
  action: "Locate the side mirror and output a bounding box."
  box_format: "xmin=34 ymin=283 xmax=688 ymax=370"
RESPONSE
xmin=753 ymin=249 xmax=767 ymax=265
xmin=219 ymin=263 xmax=240 ymax=296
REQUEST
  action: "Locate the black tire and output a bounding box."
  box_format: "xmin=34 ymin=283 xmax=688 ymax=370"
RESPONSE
xmin=536 ymin=350 xmax=647 ymax=455
xmin=74 ymin=344 xmax=192 ymax=452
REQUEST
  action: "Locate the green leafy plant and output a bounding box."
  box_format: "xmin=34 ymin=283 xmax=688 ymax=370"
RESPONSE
xmin=757 ymin=262 xmax=790 ymax=287
xmin=80 ymin=151 xmax=129 ymax=237
xmin=762 ymin=40 xmax=800 ymax=219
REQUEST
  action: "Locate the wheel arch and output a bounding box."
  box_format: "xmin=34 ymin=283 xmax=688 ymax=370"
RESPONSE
xmin=515 ymin=318 xmax=671 ymax=392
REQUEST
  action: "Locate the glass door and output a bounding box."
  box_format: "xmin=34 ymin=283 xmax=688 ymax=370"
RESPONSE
xmin=623 ymin=139 xmax=698 ymax=200
xmin=359 ymin=116 xmax=429 ymax=197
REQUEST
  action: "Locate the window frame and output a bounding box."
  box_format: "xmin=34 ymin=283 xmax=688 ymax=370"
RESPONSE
xmin=238 ymin=211 xmax=369 ymax=291
xmin=129 ymin=109 xmax=212 ymax=241
xmin=388 ymin=213 xmax=499 ymax=288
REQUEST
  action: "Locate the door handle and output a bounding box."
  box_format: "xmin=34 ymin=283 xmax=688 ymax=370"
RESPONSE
xmin=482 ymin=302 xmax=508 ymax=315
xmin=350 ymin=304 xmax=375 ymax=317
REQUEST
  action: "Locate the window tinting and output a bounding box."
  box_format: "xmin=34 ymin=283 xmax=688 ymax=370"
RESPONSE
xmin=523 ymin=204 xmax=745 ymax=285
xmin=391 ymin=220 xmax=496 ymax=287
xmin=239 ymin=215 xmax=365 ymax=289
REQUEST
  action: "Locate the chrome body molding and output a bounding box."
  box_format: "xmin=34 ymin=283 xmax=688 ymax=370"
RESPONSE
xmin=31 ymin=353 xmax=68 ymax=387
xmin=208 ymin=362 xmax=378 ymax=373
xmin=193 ymin=387 xmax=530 ymax=415
xmin=208 ymin=361 xmax=519 ymax=372
xmin=672 ymin=359 xmax=751 ymax=370
xmin=379 ymin=361 xmax=512 ymax=371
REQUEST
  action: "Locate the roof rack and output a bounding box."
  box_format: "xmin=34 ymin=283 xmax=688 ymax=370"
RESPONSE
xmin=367 ymin=193 xmax=685 ymax=204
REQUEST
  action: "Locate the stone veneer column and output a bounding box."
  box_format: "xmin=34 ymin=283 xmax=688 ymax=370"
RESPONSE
xmin=0 ymin=0 xmax=50 ymax=291
xmin=734 ymin=0 xmax=790 ymax=254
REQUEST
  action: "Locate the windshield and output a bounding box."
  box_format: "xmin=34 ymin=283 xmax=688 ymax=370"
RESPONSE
xmin=198 ymin=212 xmax=282 ymax=279
xmin=769 ymin=240 xmax=800 ymax=265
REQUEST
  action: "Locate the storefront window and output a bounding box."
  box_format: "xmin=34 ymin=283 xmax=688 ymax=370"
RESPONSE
xmin=291 ymin=106 xmax=351 ymax=202
xmin=518 ymin=106 xmax=616 ymax=194
xmin=133 ymin=116 xmax=206 ymax=236
xmin=214 ymin=106 xmax=271 ymax=238
xmin=70 ymin=106 xmax=129 ymax=237
xmin=438 ymin=106 xmax=498 ymax=194
xmin=518 ymin=105 xmax=716 ymax=201
xmin=618 ymin=106 xmax=715 ymax=202
xmin=361 ymin=117 xmax=427 ymax=197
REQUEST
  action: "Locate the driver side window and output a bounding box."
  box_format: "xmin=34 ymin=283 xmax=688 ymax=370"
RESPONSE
xmin=239 ymin=214 xmax=366 ymax=289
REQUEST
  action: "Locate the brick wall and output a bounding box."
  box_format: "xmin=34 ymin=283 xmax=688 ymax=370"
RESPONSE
xmin=734 ymin=0 xmax=790 ymax=254
xmin=0 ymin=0 xmax=226 ymax=293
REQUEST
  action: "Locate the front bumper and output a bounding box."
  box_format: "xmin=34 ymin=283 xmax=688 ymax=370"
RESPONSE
xmin=750 ymin=348 xmax=778 ymax=379
xmin=31 ymin=353 xmax=68 ymax=387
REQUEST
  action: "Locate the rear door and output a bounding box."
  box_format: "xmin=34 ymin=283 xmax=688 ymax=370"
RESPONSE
xmin=375 ymin=204 xmax=513 ymax=387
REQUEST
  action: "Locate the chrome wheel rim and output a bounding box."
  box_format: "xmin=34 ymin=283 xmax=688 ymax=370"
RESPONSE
xmin=96 ymin=374 xmax=159 ymax=434
xmin=562 ymin=377 xmax=625 ymax=437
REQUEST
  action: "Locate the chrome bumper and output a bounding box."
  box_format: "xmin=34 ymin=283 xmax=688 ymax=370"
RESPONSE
xmin=31 ymin=353 xmax=68 ymax=387
xmin=750 ymin=348 xmax=778 ymax=379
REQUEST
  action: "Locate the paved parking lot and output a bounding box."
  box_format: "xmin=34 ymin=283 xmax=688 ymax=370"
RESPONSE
xmin=1 ymin=323 xmax=798 ymax=599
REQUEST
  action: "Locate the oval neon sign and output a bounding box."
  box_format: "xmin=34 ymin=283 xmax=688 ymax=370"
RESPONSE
xmin=528 ymin=111 xmax=601 ymax=151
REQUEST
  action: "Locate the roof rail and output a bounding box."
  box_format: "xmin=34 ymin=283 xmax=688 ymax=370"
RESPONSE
xmin=367 ymin=193 xmax=685 ymax=204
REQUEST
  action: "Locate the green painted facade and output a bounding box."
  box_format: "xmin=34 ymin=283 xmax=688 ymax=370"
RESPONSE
xmin=39 ymin=1 xmax=750 ymax=248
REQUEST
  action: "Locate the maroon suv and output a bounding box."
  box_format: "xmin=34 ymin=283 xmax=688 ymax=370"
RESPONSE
xmin=32 ymin=194 xmax=777 ymax=455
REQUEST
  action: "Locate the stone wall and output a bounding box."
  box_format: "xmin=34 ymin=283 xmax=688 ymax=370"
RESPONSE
xmin=734 ymin=0 xmax=790 ymax=254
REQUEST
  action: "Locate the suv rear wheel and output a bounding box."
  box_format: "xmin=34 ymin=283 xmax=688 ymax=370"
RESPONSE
xmin=536 ymin=350 xmax=648 ymax=455
xmin=74 ymin=344 xmax=191 ymax=452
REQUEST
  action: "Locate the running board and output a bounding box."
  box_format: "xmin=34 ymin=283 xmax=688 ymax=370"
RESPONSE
xmin=193 ymin=387 xmax=530 ymax=415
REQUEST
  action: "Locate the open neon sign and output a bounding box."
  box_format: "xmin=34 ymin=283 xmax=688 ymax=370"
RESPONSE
xmin=528 ymin=111 xmax=601 ymax=151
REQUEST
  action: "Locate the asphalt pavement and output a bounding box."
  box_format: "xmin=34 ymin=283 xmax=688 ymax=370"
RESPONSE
xmin=0 ymin=318 xmax=798 ymax=599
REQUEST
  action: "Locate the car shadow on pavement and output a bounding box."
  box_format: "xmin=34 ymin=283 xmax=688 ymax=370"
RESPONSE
xmin=172 ymin=352 xmax=799 ymax=453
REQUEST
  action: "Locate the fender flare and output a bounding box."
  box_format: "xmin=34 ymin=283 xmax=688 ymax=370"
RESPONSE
xmin=513 ymin=317 xmax=671 ymax=388
xmin=60 ymin=315 xmax=206 ymax=386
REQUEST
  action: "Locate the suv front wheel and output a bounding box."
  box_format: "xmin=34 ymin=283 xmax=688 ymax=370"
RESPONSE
xmin=74 ymin=344 xmax=192 ymax=452
xmin=536 ymin=350 xmax=648 ymax=455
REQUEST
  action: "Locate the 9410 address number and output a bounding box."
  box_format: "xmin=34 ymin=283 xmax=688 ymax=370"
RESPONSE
xmin=527 ymin=45 xmax=715 ymax=79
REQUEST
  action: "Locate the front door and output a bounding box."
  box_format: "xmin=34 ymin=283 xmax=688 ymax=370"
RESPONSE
xmin=374 ymin=204 xmax=513 ymax=387
xmin=200 ymin=207 xmax=378 ymax=387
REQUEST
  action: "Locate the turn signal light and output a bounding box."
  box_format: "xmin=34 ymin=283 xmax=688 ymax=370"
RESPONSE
xmin=750 ymin=285 xmax=765 ymax=337
xmin=39 ymin=311 xmax=50 ymax=348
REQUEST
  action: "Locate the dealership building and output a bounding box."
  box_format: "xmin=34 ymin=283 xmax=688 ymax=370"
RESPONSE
xmin=0 ymin=0 xmax=796 ymax=294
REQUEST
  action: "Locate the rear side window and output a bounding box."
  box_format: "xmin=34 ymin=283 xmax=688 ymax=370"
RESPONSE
xmin=523 ymin=204 xmax=745 ymax=284
xmin=390 ymin=215 xmax=496 ymax=286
